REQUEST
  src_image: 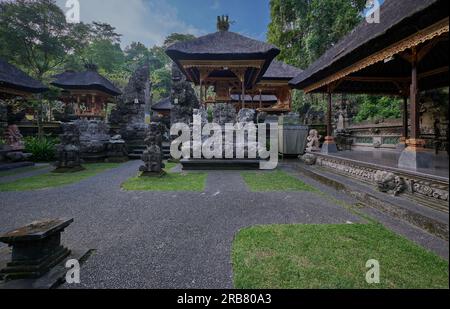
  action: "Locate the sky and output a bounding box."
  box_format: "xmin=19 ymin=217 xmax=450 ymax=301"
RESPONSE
xmin=55 ymin=0 xmax=271 ymax=48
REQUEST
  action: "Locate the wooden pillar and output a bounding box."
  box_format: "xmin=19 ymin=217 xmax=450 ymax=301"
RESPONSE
xmin=398 ymin=47 xmax=432 ymax=170
xmin=259 ymin=89 xmax=263 ymax=109
xmin=410 ymin=50 xmax=419 ymax=140
xmin=327 ymin=88 xmax=333 ymax=138
xmin=199 ymin=79 xmax=203 ymax=107
xmin=241 ymin=77 xmax=245 ymax=109
xmin=402 ymin=96 xmax=409 ymax=139
xmin=321 ymin=85 xmax=338 ymax=154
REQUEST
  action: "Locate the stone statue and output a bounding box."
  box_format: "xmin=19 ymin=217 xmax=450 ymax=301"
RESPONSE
xmin=54 ymin=123 xmax=84 ymax=173
xmin=237 ymin=108 xmax=256 ymax=124
xmin=306 ymin=129 xmax=321 ymax=152
xmin=212 ymin=103 xmax=236 ymax=126
xmin=300 ymin=153 xmax=317 ymax=165
xmin=374 ymin=171 xmax=406 ymax=196
xmin=4 ymin=124 xmax=25 ymax=150
xmin=140 ymin=122 xmax=165 ymax=177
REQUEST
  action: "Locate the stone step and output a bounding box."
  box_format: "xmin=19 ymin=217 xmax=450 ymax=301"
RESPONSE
xmin=181 ymin=159 xmax=260 ymax=171
xmin=291 ymin=162 xmax=449 ymax=241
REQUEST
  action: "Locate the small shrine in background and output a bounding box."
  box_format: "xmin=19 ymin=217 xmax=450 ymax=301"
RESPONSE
xmin=51 ymin=64 xmax=122 ymax=120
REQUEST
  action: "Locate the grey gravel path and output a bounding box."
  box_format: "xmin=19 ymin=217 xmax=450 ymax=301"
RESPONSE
xmin=0 ymin=161 xmax=363 ymax=289
xmin=0 ymin=164 xmax=52 ymax=184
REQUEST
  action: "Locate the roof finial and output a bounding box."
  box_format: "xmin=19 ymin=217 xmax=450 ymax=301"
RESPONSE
xmin=217 ymin=15 xmax=230 ymax=31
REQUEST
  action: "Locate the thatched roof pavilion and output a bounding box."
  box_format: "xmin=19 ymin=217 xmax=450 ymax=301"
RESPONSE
xmin=51 ymin=65 xmax=121 ymax=119
xmin=289 ymin=0 xmax=448 ymax=170
xmin=0 ymin=58 xmax=48 ymax=96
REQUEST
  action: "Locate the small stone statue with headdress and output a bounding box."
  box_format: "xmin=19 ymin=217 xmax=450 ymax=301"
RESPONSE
xmin=306 ymin=129 xmax=322 ymax=152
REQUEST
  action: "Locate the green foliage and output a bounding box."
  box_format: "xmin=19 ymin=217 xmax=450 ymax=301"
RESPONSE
xmin=151 ymin=68 xmax=172 ymax=102
xmin=0 ymin=0 xmax=82 ymax=79
xmin=354 ymin=95 xmax=402 ymax=123
xmin=24 ymin=136 xmax=58 ymax=162
xmin=267 ymin=0 xmax=366 ymax=68
xmin=163 ymin=33 xmax=196 ymax=47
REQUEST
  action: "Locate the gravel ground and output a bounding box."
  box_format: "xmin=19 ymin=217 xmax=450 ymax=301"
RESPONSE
xmin=0 ymin=161 xmax=363 ymax=289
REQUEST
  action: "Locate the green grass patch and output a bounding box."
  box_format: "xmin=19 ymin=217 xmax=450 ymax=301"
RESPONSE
xmin=232 ymin=224 xmax=449 ymax=289
xmin=121 ymin=163 xmax=207 ymax=192
xmin=0 ymin=163 xmax=121 ymax=192
xmin=0 ymin=165 xmax=49 ymax=178
xmin=242 ymin=170 xmax=316 ymax=192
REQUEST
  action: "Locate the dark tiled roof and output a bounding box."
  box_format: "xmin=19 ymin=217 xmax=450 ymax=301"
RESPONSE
xmin=166 ymin=31 xmax=280 ymax=60
xmin=51 ymin=70 xmax=122 ymax=96
xmin=263 ymin=60 xmax=303 ymax=80
xmin=290 ymin=0 xmax=446 ymax=88
xmin=0 ymin=58 xmax=48 ymax=93
xmin=152 ymin=97 xmax=172 ymax=111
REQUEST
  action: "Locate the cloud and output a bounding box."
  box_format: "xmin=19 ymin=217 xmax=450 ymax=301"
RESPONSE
xmin=56 ymin=0 xmax=204 ymax=47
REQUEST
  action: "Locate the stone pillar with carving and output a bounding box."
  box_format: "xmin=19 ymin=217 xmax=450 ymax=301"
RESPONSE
xmin=109 ymin=63 xmax=151 ymax=154
xmin=170 ymin=63 xmax=200 ymax=126
xmin=139 ymin=122 xmax=166 ymax=177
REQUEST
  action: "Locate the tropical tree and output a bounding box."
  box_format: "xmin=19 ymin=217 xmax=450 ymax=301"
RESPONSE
xmin=0 ymin=0 xmax=81 ymax=80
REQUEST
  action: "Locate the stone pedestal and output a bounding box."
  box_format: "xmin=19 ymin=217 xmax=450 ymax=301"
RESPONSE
xmin=321 ymin=136 xmax=338 ymax=154
xmin=398 ymin=139 xmax=433 ymax=170
xmin=105 ymin=135 xmax=128 ymax=163
xmin=0 ymin=219 xmax=73 ymax=280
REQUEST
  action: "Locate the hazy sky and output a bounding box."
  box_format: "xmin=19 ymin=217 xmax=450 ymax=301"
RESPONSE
xmin=55 ymin=0 xmax=271 ymax=47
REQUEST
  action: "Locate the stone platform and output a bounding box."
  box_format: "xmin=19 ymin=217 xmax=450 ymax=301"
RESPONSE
xmin=304 ymin=150 xmax=449 ymax=212
xmin=181 ymin=159 xmax=261 ymax=170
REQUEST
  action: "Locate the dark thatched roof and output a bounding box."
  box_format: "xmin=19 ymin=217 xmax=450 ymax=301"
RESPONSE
xmin=262 ymin=60 xmax=303 ymax=80
xmin=0 ymin=58 xmax=48 ymax=94
xmin=51 ymin=69 xmax=122 ymax=96
xmin=231 ymin=94 xmax=277 ymax=103
xmin=166 ymin=31 xmax=279 ymax=60
xmin=290 ymin=0 xmax=449 ymax=93
xmin=166 ymin=31 xmax=280 ymax=88
xmin=152 ymin=97 xmax=172 ymax=111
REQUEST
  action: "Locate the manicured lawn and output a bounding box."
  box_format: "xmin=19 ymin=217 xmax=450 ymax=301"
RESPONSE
xmin=242 ymin=170 xmax=316 ymax=192
xmin=0 ymin=165 xmax=49 ymax=178
xmin=121 ymin=163 xmax=207 ymax=192
xmin=0 ymin=163 xmax=121 ymax=192
xmin=232 ymin=224 xmax=449 ymax=289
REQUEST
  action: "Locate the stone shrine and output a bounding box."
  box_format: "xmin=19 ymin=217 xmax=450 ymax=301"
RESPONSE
xmin=54 ymin=123 xmax=84 ymax=173
xmin=75 ymin=119 xmax=110 ymax=162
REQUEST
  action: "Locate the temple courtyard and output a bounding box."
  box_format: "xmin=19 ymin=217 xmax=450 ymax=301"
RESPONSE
xmin=0 ymin=161 xmax=447 ymax=289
